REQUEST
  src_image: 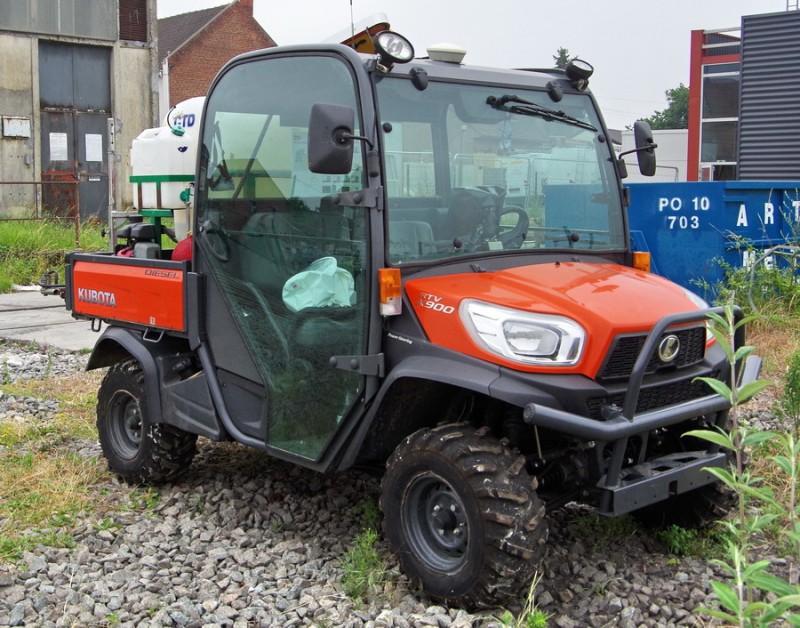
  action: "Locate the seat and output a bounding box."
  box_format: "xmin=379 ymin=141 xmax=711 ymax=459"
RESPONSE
xmin=237 ymin=210 xmax=300 ymax=294
xmin=389 ymin=220 xmax=435 ymax=261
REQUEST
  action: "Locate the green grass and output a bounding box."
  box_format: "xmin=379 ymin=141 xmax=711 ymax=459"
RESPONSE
xmin=654 ymin=524 xmax=723 ymax=558
xmin=128 ymin=488 xmax=162 ymax=511
xmin=340 ymin=527 xmax=389 ymax=602
xmin=569 ymin=512 xmax=640 ymax=549
xmin=0 ymin=219 xmax=107 ymax=291
xmin=0 ymin=369 xmax=114 ymax=562
xmin=0 ymin=216 xmax=181 ymax=292
xmin=0 ymin=448 xmax=105 ymax=561
xmin=0 ymin=530 xmax=76 ymax=562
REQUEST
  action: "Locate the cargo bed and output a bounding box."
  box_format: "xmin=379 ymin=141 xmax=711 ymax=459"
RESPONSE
xmin=66 ymin=252 xmax=189 ymax=333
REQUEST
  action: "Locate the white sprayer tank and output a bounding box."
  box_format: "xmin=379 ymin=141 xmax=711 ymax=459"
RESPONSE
xmin=130 ymin=97 xmax=204 ymax=240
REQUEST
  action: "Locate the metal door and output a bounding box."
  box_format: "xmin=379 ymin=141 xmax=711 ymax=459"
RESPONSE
xmin=39 ymin=41 xmax=110 ymax=219
xmin=39 ymin=110 xmax=78 ymax=217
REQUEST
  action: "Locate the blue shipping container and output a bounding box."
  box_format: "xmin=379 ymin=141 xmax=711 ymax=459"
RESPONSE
xmin=626 ymin=181 xmax=800 ymax=297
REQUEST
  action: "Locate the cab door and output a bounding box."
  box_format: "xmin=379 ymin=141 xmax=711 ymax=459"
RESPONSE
xmin=194 ymin=52 xmax=371 ymax=462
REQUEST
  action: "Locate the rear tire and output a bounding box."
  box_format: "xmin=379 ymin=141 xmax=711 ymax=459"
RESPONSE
xmin=380 ymin=423 xmax=547 ymax=609
xmin=97 ymin=359 xmax=197 ymax=484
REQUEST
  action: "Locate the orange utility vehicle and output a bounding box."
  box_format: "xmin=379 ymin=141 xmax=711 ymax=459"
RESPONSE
xmin=56 ymin=30 xmax=761 ymax=607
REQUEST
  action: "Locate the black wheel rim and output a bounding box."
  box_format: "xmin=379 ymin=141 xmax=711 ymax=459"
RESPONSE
xmin=402 ymin=473 xmax=469 ymax=572
xmin=108 ymin=390 xmax=142 ymax=460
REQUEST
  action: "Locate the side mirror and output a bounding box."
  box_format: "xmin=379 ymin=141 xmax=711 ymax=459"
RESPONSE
xmin=633 ymin=120 xmax=657 ymax=176
xmin=308 ymin=103 xmax=355 ymax=174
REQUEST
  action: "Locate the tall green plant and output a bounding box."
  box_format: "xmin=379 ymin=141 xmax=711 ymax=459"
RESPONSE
xmin=774 ymin=350 xmax=800 ymax=585
xmin=685 ymin=305 xmax=800 ymax=626
xmin=779 ymin=351 xmax=800 ymax=440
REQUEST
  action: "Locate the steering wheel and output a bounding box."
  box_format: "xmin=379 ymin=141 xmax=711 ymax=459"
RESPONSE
xmin=200 ymin=220 xmax=231 ymax=262
xmin=496 ymin=206 xmax=529 ymax=249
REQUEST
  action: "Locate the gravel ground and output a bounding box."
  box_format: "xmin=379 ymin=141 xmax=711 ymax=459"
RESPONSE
xmin=0 ymin=340 xmax=789 ymax=627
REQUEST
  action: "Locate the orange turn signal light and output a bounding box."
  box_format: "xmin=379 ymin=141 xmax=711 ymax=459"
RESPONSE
xmin=379 ymin=268 xmax=402 ymax=316
xmin=632 ymin=251 xmax=651 ymax=273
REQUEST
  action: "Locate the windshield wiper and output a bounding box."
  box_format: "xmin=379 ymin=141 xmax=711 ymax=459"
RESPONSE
xmin=486 ymin=94 xmax=598 ymax=132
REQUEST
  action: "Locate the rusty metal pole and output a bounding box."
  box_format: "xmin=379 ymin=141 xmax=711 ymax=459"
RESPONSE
xmin=74 ymin=181 xmax=81 ymax=247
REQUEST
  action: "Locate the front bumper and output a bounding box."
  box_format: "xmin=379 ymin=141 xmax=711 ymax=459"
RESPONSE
xmin=521 ymin=354 xmax=761 ymax=441
xmin=522 ymin=354 xmax=761 ymax=516
xmin=597 ymin=450 xmax=728 ymax=515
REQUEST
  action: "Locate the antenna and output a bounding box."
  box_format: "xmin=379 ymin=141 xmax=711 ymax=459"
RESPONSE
xmin=350 ymin=0 xmax=355 ymax=36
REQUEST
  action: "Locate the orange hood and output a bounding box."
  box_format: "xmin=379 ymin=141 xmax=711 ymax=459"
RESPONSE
xmin=405 ymin=261 xmax=703 ymax=377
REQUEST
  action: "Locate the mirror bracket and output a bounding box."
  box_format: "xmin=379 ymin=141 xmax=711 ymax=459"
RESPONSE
xmin=617 ymin=143 xmax=659 ymax=161
xmin=332 ymin=186 xmax=383 ymax=209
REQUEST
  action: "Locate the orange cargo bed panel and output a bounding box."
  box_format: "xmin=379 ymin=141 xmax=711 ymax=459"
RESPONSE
xmin=71 ymin=259 xmax=186 ymax=332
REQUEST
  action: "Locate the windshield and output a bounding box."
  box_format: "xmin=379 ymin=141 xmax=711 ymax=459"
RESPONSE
xmin=376 ymin=76 xmax=625 ymax=264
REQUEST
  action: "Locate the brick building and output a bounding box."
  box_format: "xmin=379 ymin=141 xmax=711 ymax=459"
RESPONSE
xmin=158 ymin=0 xmax=275 ymax=118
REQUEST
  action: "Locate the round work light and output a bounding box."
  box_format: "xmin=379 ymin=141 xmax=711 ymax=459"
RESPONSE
xmin=373 ymin=31 xmax=415 ymax=68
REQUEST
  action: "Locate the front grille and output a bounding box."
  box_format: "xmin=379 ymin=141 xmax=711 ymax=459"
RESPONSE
xmin=586 ymin=371 xmax=718 ymax=420
xmin=599 ymin=326 xmax=707 ymax=381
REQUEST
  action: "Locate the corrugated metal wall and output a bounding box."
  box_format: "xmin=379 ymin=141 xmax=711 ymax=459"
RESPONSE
xmin=0 ymin=0 xmax=117 ymax=40
xmin=738 ymin=11 xmax=800 ymax=179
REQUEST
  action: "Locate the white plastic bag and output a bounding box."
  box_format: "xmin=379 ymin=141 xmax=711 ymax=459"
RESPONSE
xmin=282 ymin=257 xmax=355 ymax=312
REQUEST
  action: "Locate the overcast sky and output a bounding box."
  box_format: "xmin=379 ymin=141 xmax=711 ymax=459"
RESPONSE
xmin=156 ymin=0 xmax=789 ymax=129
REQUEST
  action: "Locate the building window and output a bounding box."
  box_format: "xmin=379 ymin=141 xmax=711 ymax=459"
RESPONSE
xmin=702 ymin=75 xmax=739 ymax=118
xmin=699 ymin=62 xmax=740 ymax=179
xmin=701 ymin=120 xmax=738 ymax=162
xmin=119 ymin=0 xmax=147 ymax=42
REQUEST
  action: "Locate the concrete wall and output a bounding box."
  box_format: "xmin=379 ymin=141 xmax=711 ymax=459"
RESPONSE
xmin=0 ymin=0 xmax=158 ymax=217
xmin=0 ymin=34 xmax=36 ymax=216
xmin=114 ymin=43 xmax=157 ymax=209
xmin=0 ymin=33 xmax=157 ymax=216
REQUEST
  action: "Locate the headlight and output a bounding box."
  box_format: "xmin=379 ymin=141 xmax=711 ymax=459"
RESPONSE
xmin=460 ymin=300 xmax=585 ymax=366
xmin=681 ymin=286 xmax=709 ymax=310
xmin=680 ymin=287 xmax=714 ymax=343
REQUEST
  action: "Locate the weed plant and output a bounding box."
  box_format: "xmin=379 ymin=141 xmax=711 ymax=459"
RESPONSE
xmin=698 ymin=243 xmax=800 ymax=382
xmin=655 ymin=524 xmax=723 ymax=558
xmin=686 ymin=305 xmax=800 ymax=626
xmin=699 ymin=243 xmax=800 ymax=319
xmin=779 ymin=350 xmax=800 ymax=440
xmin=496 ymin=573 xmax=550 ymax=628
xmin=128 ymin=488 xmax=162 ymax=512
xmin=340 ymin=527 xmax=388 ymax=603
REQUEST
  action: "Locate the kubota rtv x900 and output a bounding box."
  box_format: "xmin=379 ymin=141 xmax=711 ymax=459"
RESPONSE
xmin=62 ymin=30 xmax=760 ymax=607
